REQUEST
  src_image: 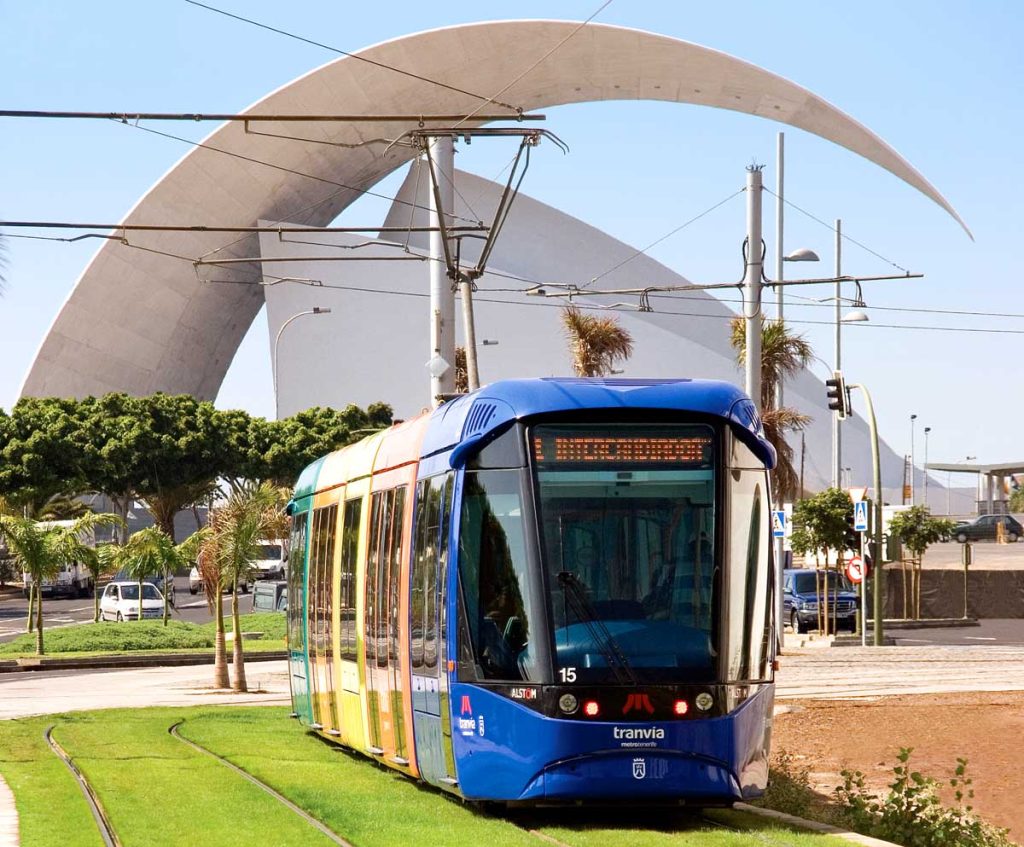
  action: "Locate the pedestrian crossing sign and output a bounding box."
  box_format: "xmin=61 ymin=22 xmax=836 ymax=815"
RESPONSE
xmin=854 ymin=499 xmax=869 ymax=532
xmin=772 ymin=510 xmax=786 ymax=538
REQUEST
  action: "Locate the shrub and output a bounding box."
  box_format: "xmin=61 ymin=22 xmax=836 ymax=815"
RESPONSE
xmin=834 ymin=748 xmax=1013 ymax=847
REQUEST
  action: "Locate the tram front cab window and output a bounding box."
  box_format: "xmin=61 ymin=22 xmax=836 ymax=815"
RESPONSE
xmin=533 ymin=424 xmax=717 ymax=684
xmin=458 ymin=469 xmax=542 ymax=683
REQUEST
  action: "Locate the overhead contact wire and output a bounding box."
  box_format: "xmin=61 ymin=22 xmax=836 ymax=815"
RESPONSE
xmin=182 ymin=0 xmax=520 ymax=112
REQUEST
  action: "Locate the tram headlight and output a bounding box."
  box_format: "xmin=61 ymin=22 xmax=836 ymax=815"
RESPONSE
xmin=558 ymin=694 xmax=579 ymax=714
xmin=695 ymin=692 xmax=714 ymax=712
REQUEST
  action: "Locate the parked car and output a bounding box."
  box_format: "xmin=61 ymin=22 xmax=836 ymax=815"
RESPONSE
xmin=950 ymin=515 xmax=1022 ymax=543
xmin=783 ymin=568 xmax=859 ymax=634
xmin=252 ymin=580 xmax=287 ymax=612
xmin=188 ymin=565 xmax=248 ymax=595
xmin=110 ymin=568 xmax=174 ymax=601
xmin=99 ymin=581 xmax=164 ymax=621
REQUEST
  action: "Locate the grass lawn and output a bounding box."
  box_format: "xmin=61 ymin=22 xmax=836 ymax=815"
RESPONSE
xmin=0 ymin=705 xmax=852 ymax=847
xmin=0 ymin=613 xmax=286 ymax=657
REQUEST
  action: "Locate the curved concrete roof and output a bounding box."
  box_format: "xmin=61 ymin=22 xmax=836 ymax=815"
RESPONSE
xmin=21 ymin=20 xmax=968 ymax=400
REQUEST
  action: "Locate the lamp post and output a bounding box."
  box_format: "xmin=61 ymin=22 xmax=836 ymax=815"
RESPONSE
xmin=273 ymin=307 xmax=332 ymax=419
xmin=924 ymin=427 xmax=932 ymax=509
xmin=910 ymin=414 xmax=918 ymax=505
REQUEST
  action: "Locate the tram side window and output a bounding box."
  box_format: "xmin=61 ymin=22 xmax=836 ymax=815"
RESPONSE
xmin=411 ymin=476 xmax=446 ymax=673
xmin=366 ymin=492 xmax=385 ymax=668
xmin=458 ymin=470 xmax=539 ymax=682
xmin=339 ymin=498 xmax=361 ymax=662
xmin=311 ymin=505 xmax=338 ymax=656
xmin=725 ymin=445 xmax=771 ymax=682
xmin=388 ymin=488 xmax=406 ymax=662
xmin=287 ymin=512 xmax=308 ymax=649
xmin=428 ymin=474 xmax=453 ymax=672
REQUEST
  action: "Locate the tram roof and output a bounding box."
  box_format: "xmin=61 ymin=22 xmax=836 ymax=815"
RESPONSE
xmin=421 ymin=377 xmax=776 ymax=468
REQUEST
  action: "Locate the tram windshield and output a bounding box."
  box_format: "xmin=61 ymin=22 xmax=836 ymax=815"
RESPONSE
xmin=532 ymin=424 xmax=717 ymax=684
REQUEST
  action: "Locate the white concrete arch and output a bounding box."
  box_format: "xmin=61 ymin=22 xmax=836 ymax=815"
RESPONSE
xmin=22 ymin=20 xmax=967 ymax=400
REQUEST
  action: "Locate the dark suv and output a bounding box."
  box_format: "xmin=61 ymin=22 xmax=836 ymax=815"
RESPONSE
xmin=951 ymin=515 xmax=1022 ymax=543
xmin=783 ymin=568 xmax=859 ymax=634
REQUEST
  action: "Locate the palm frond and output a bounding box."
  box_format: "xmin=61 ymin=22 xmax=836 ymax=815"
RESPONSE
xmin=562 ymin=306 xmax=634 ymax=377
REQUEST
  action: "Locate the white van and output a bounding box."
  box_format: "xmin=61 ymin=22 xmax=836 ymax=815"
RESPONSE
xmin=22 ymin=520 xmax=96 ymax=598
xmin=250 ymin=539 xmax=287 ymax=581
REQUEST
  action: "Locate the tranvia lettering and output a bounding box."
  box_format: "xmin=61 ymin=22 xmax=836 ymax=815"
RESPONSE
xmin=613 ymin=727 xmax=665 ymax=740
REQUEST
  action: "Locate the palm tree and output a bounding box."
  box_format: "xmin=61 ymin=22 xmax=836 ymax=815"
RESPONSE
xmin=105 ymin=527 xmax=206 ymax=624
xmin=561 ymin=306 xmax=634 ymax=377
xmin=199 ymin=483 xmax=288 ymax=691
xmin=730 ymin=317 xmax=814 ymax=502
xmin=0 ymin=512 xmax=120 ymax=654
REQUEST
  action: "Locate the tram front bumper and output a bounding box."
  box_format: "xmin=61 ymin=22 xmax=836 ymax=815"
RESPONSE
xmin=516 ymin=749 xmax=741 ymax=803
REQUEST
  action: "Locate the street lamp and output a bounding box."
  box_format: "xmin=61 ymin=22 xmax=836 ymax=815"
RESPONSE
xmin=924 ymin=427 xmax=932 ymax=509
xmin=910 ymin=414 xmax=918 ymax=505
xmin=273 ymin=307 xmax=332 ymax=419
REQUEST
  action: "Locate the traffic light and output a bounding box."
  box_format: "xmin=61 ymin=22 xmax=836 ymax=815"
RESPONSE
xmin=825 ymin=370 xmax=850 ymax=419
xmin=843 ymin=507 xmax=859 ymax=554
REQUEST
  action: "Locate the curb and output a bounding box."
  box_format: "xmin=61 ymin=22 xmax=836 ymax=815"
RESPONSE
xmin=0 ymin=651 xmax=286 ymax=674
xmin=0 ymin=774 xmax=17 ymax=847
xmin=735 ymin=803 xmax=900 ymax=847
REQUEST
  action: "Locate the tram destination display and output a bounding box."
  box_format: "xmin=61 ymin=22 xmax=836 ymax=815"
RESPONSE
xmin=533 ymin=426 xmax=713 ymax=467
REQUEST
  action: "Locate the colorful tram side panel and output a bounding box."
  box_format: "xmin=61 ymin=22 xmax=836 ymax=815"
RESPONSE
xmin=286 ymin=378 xmax=778 ymax=804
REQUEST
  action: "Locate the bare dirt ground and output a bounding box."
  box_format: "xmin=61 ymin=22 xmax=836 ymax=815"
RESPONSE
xmin=773 ymin=690 xmax=1024 ymax=841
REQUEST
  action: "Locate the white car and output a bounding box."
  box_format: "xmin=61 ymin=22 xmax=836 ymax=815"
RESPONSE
xmin=100 ymin=581 xmax=164 ymax=622
xmin=188 ymin=566 xmax=247 ymax=595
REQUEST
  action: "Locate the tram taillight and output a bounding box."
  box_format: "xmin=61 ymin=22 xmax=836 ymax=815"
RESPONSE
xmin=583 ymin=700 xmax=600 ymax=717
xmin=673 ymin=700 xmax=689 ymax=716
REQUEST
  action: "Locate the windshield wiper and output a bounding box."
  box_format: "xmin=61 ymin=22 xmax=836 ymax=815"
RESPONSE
xmin=557 ymin=571 xmax=639 ymax=686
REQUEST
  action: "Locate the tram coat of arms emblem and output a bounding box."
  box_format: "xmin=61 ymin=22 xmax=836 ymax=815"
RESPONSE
xmin=632 ymin=758 xmax=646 ymax=780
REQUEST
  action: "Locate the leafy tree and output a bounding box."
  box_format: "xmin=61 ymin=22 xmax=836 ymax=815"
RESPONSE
xmin=1009 ymin=486 xmax=1024 ymax=512
xmin=888 ymin=506 xmax=956 ymax=619
xmin=131 ymin=394 xmax=223 ymax=538
xmin=790 ymin=488 xmax=856 ymax=636
xmin=790 ymin=488 xmax=855 ymax=560
xmin=199 ymin=483 xmax=288 ymax=691
xmin=261 ymin=404 xmax=392 ymax=486
xmin=36 ymin=494 xmax=91 ymax=520
xmin=561 ymin=305 xmax=634 ymax=377
xmin=0 ymin=398 xmax=92 ymax=514
xmin=78 ymin=393 xmax=151 ymax=544
xmin=730 ymin=318 xmax=814 ymax=502
xmin=0 ymin=512 xmax=120 ymax=653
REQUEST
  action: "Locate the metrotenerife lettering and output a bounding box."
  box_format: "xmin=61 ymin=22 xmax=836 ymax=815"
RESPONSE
xmin=613 ymin=726 xmax=665 ymax=740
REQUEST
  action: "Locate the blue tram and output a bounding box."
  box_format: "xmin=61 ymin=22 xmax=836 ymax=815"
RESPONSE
xmin=286 ymin=377 xmax=777 ymax=803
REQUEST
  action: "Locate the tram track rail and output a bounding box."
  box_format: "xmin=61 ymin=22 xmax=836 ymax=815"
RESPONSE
xmin=44 ymin=724 xmax=120 ymax=847
xmin=167 ymin=720 xmax=353 ymax=847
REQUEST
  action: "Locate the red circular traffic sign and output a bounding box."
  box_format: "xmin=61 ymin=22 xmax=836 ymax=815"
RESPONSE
xmin=846 ymin=556 xmax=866 ymax=584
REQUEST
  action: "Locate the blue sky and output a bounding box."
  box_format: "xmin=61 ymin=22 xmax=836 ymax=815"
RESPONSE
xmin=2 ymin=0 xmax=1021 ymax=469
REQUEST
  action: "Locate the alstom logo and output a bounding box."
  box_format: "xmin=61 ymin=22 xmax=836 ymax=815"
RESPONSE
xmin=622 ymin=693 xmax=655 ymax=715
xmin=613 ymin=727 xmax=665 ymax=740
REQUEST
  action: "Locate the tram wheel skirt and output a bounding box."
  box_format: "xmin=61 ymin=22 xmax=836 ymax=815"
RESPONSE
xmin=516 ymin=750 xmax=741 ymax=802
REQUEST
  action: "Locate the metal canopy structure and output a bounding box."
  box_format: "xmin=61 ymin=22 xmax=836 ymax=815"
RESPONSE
xmin=20 ymin=20 xmax=968 ymax=401
xmin=927 ymin=462 xmax=1024 ymax=515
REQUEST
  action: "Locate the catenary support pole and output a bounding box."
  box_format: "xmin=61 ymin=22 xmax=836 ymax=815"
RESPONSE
xmin=743 ymin=166 xmax=764 ymax=412
xmin=833 ymin=219 xmax=842 ymax=489
xmin=428 ymin=135 xmax=456 ymax=406
xmin=460 ymin=279 xmax=480 ymax=391
xmin=850 ymin=382 xmax=884 ymax=646
xmin=774 ymin=133 xmax=786 ymax=647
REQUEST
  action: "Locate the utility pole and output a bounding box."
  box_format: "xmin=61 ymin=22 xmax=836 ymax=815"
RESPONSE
xmin=773 ymin=135 xmax=786 ymax=648
xmin=743 ymin=165 xmax=764 ymax=412
xmin=849 ymin=382 xmax=884 ymax=646
xmin=833 ymin=219 xmax=842 ymax=489
xmin=427 ymin=135 xmax=456 ymax=406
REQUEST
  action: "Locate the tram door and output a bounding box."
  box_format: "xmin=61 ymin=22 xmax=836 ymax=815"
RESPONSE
xmin=310 ymin=504 xmax=338 ymax=732
xmin=365 ymin=487 xmax=408 ymax=761
xmin=410 ymin=474 xmax=456 ymax=786
xmin=336 ymin=496 xmax=363 ymax=747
